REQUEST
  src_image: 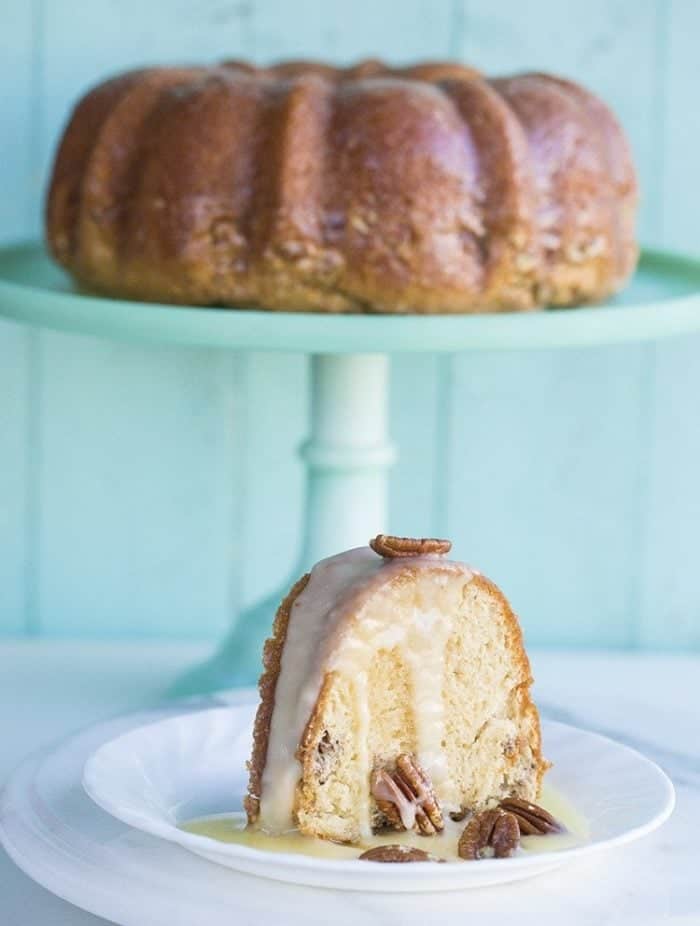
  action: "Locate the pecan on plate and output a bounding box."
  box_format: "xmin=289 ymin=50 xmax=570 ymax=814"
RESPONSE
xmin=458 ymin=809 xmax=520 ymax=860
xmin=498 ymin=798 xmax=562 ymax=836
xmin=371 ymin=754 xmax=444 ymax=835
xmin=358 ymin=845 xmax=443 ymax=863
xmin=369 ymin=534 xmax=452 ymax=558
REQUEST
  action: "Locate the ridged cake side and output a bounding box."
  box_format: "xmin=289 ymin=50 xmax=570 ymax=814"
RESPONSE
xmin=47 ymin=59 xmax=637 ymax=313
xmin=245 ymin=571 xmax=310 ymax=823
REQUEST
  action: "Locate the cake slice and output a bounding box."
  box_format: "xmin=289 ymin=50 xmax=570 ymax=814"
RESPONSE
xmin=245 ymin=536 xmax=548 ymax=844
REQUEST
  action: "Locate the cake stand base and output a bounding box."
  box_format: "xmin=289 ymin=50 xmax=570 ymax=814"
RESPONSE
xmin=173 ymin=352 xmax=396 ymax=693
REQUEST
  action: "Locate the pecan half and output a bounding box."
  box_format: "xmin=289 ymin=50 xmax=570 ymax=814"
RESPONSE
xmin=498 ymin=798 xmax=562 ymax=836
xmin=369 ymin=534 xmax=452 ymax=558
xmin=358 ymin=845 xmax=443 ymax=863
xmin=371 ymin=754 xmax=444 ymax=835
xmin=373 ymin=769 xmax=410 ymax=831
xmin=458 ymin=809 xmax=520 ymax=860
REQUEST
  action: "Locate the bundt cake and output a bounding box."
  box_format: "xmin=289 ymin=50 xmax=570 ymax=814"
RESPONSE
xmin=47 ymin=59 xmax=637 ymax=314
xmin=245 ymin=535 xmax=548 ymax=844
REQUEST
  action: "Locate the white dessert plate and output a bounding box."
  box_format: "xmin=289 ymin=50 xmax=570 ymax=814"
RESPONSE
xmin=82 ymin=702 xmax=675 ymax=892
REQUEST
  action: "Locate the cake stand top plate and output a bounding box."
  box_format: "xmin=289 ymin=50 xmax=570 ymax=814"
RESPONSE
xmin=1 ymin=242 xmax=699 ymax=352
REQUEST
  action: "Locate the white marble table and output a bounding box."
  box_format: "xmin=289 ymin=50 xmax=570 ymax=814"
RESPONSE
xmin=1 ymin=641 xmax=698 ymax=924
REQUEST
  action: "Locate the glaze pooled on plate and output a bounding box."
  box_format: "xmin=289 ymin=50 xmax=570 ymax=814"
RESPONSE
xmin=182 ymin=784 xmax=587 ymax=862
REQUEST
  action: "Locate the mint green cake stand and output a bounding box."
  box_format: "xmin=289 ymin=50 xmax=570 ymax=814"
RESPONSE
xmin=2 ymin=242 xmax=700 ymax=691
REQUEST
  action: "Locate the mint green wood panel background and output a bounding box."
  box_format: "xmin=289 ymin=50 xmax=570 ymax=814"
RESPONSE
xmin=638 ymin=3 xmax=700 ymax=649
xmin=0 ymin=0 xmax=698 ymax=647
xmin=447 ymin=1 xmax=663 ymax=649
xmin=0 ymin=2 xmax=33 ymax=633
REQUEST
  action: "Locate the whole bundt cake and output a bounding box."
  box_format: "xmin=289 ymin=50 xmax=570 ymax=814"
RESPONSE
xmin=47 ymin=59 xmax=637 ymax=314
xmin=245 ymin=536 xmax=547 ymax=844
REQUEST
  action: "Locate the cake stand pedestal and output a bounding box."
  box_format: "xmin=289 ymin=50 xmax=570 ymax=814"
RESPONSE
xmin=177 ymin=351 xmax=396 ymax=691
xmin=2 ymin=243 xmax=700 ymax=690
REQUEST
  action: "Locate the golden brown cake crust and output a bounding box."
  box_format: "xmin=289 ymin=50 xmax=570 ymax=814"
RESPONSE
xmin=467 ymin=572 xmax=549 ymax=791
xmin=47 ymin=59 xmax=637 ymax=314
xmin=244 ymin=572 xmax=310 ymax=823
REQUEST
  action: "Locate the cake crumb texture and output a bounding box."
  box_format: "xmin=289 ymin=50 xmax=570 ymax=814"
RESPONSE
xmin=247 ymin=554 xmax=547 ymax=844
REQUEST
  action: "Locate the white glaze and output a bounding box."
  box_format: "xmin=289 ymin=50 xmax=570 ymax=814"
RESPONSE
xmin=258 ymin=547 xmax=382 ymax=832
xmin=257 ymin=546 xmax=474 ymax=835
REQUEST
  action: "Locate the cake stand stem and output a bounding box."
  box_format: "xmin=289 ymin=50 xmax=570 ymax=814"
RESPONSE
xmin=172 ymin=352 xmax=396 ymax=694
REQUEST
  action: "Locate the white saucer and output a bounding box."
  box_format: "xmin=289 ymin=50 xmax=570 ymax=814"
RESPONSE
xmin=82 ymin=700 xmax=674 ymax=892
xmin=0 ymin=694 xmax=675 ymax=923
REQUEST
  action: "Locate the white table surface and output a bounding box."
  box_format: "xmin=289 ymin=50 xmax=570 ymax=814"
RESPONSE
xmin=1 ymin=640 xmax=698 ymax=925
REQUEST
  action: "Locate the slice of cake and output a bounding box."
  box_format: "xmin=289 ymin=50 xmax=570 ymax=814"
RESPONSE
xmin=245 ymin=535 xmax=548 ymax=844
